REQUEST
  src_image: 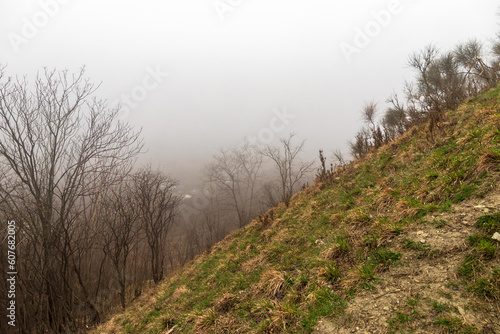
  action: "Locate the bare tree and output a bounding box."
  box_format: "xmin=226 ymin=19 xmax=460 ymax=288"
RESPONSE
xmin=494 ymin=11 xmax=500 ymax=70
xmin=348 ymin=127 xmax=370 ymax=159
xmin=260 ymin=133 xmax=314 ymax=206
xmin=101 ymin=180 xmax=140 ymax=310
xmin=362 ymin=100 xmax=378 ymax=128
xmin=332 ymin=149 xmax=347 ymax=169
xmin=257 ymin=180 xmax=280 ymax=211
xmin=193 ymin=182 xmax=231 ymax=248
xmin=454 ymin=39 xmax=498 ymax=92
xmin=0 ymin=66 xmax=142 ymax=332
xmin=206 ymin=144 xmax=263 ymax=228
xmin=132 ymin=166 xmax=181 ymax=284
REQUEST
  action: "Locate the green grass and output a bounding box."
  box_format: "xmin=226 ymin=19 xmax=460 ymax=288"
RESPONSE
xmin=467 ymin=268 xmax=500 ymax=300
xmin=457 ymin=255 xmax=483 ymax=280
xmin=403 ymin=239 xmax=438 ymax=259
xmin=475 ymin=212 xmax=500 ymax=233
xmin=369 ymin=248 xmax=401 ymax=269
xmin=431 ymin=300 xmax=451 ymax=314
xmin=476 ymin=240 xmax=497 ymax=260
xmin=433 ymin=316 xmax=478 ymax=333
xmin=387 ymin=294 xmax=421 ymax=333
xmin=459 ymin=212 xmax=500 ymax=303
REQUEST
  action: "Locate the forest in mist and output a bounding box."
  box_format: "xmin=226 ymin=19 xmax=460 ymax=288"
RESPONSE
xmin=1 ymin=1 xmax=500 ymax=333
xmin=0 ymin=64 xmax=317 ymax=332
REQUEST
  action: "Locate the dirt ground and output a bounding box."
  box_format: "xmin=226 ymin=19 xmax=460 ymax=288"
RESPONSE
xmin=315 ymin=189 xmax=500 ymax=334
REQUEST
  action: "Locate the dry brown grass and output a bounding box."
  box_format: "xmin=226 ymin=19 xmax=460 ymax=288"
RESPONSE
xmin=322 ymin=245 xmax=343 ymax=261
xmin=241 ymin=253 xmax=266 ymax=273
xmin=259 ymin=270 xmax=287 ymax=299
xmin=268 ymin=301 xmax=297 ymax=333
xmin=192 ymin=307 xmax=217 ymax=333
xmin=171 ymin=285 xmax=189 ymax=301
xmin=213 ymin=293 xmax=237 ymax=313
xmin=330 ymin=212 xmax=343 ymax=225
xmin=256 ymin=208 xmax=275 ymax=228
xmin=253 ymin=300 xmax=297 ymax=333
xmin=344 ymin=209 xmax=373 ymax=226
xmin=375 ymin=190 xmax=395 ymax=212
xmin=477 ymin=149 xmax=500 ymax=174
xmin=395 ymin=200 xmax=419 ymax=220
xmin=215 ymin=315 xmax=247 ymax=333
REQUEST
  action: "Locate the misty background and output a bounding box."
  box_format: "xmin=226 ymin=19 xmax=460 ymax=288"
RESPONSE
xmin=1 ymin=0 xmax=498 ymax=190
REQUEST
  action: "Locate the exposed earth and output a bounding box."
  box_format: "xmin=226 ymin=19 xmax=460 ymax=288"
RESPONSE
xmin=315 ymin=188 xmax=500 ymax=333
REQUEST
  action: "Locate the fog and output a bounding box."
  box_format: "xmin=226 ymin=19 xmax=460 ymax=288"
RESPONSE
xmin=1 ymin=0 xmax=498 ymax=188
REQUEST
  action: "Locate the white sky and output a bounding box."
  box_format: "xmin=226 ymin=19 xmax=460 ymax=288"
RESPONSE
xmin=0 ymin=0 xmax=498 ymax=186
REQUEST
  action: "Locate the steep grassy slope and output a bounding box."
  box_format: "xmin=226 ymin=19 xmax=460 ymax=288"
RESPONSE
xmin=96 ymin=85 xmax=500 ymax=333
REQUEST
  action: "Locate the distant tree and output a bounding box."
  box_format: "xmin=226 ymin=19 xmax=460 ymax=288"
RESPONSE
xmin=259 ymin=180 xmax=281 ymax=209
xmin=132 ymin=166 xmax=181 ymax=283
xmin=360 ymin=101 xmax=387 ymax=149
xmin=349 ymin=127 xmax=370 ymax=159
xmin=206 ymin=144 xmax=263 ymax=228
xmin=454 ymin=39 xmax=498 ymax=92
xmin=362 ymin=100 xmax=377 ymax=128
xmin=195 ymin=183 xmax=231 ymax=247
xmin=316 ymin=149 xmax=331 ymax=181
xmin=101 ymin=179 xmax=140 ymax=310
xmin=332 ymin=149 xmax=347 ymax=169
xmin=261 ymin=133 xmax=314 ymax=207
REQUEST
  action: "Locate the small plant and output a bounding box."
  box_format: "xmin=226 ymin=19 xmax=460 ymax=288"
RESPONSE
xmin=468 ymin=267 xmax=500 ymax=300
xmin=363 ymin=233 xmax=379 ymax=249
xmin=322 ymin=234 xmax=351 ymax=261
xmin=335 ymin=235 xmax=351 ymax=254
xmin=457 ymin=255 xmax=483 ymax=280
xmin=467 ymin=234 xmax=482 ymax=246
xmin=431 ymin=300 xmax=449 ymax=313
xmin=475 ymin=212 xmax=500 ymax=233
xmin=161 ymin=314 xmax=176 ymax=330
xmin=476 ymin=239 xmax=497 ymax=260
xmin=433 ymin=316 xmax=478 ymax=333
xmin=358 ymin=264 xmax=377 ymax=290
xmin=392 ymin=225 xmax=404 ymax=235
xmin=316 ymin=149 xmax=334 ymax=181
xmin=370 ymin=248 xmax=401 ymax=269
xmin=193 ymin=308 xmax=218 ymax=332
xmin=321 ymin=262 xmax=341 ymax=284
xmin=406 ymin=293 xmax=420 ymax=307
xmin=468 ymin=278 xmax=497 ymax=299
xmin=387 ymin=294 xmax=421 ymax=332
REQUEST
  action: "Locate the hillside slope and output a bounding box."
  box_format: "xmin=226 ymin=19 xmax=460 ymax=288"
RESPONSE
xmin=96 ymin=85 xmax=500 ymax=334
